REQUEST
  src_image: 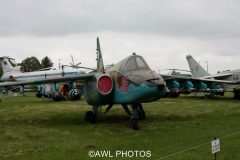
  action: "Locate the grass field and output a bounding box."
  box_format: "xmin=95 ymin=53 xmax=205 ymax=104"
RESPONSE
xmin=0 ymin=93 xmax=240 ymax=160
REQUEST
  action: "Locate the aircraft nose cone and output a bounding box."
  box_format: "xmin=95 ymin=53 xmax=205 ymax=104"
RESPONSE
xmin=146 ymin=71 xmax=165 ymax=86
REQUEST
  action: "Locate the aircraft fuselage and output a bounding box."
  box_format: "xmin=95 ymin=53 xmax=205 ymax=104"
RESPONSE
xmin=1 ymin=68 xmax=83 ymax=82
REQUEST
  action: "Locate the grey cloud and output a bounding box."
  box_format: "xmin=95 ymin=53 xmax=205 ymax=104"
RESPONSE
xmin=0 ymin=0 xmax=240 ymax=38
xmin=1 ymin=0 xmax=240 ymax=74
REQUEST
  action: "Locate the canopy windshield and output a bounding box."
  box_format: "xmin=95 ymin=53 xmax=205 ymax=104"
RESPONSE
xmin=123 ymin=56 xmax=149 ymax=73
xmin=108 ymin=54 xmax=151 ymax=74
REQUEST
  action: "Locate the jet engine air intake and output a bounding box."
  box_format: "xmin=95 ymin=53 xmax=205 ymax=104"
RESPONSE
xmin=97 ymin=74 xmax=113 ymax=95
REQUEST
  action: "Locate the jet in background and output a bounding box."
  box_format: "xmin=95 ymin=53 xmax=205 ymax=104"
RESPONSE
xmin=161 ymin=55 xmax=240 ymax=99
xmin=0 ymin=57 xmax=87 ymax=101
xmin=159 ymin=69 xmax=193 ymax=97
xmin=0 ymin=56 xmax=86 ymax=82
xmin=186 ymin=55 xmax=240 ymax=99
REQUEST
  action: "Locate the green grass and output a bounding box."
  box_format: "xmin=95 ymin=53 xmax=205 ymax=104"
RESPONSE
xmin=0 ymin=93 xmax=240 ymax=160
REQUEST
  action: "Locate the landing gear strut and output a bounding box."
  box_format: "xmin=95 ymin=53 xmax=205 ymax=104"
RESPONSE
xmin=84 ymin=103 xmax=146 ymax=130
xmin=138 ymin=103 xmax=146 ymax=120
xmin=130 ymin=103 xmax=146 ymax=130
xmin=234 ymin=92 xmax=240 ymax=100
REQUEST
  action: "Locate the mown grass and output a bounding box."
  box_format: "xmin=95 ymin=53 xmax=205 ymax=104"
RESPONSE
xmin=0 ymin=93 xmax=240 ymax=160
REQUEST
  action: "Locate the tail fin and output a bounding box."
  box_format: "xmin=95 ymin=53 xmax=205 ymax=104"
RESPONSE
xmin=96 ymin=37 xmax=105 ymax=73
xmin=0 ymin=57 xmax=14 ymax=73
xmin=186 ymin=55 xmax=210 ymax=77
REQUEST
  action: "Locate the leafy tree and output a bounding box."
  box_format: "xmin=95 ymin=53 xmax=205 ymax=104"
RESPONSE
xmin=21 ymin=57 xmax=41 ymax=72
xmin=41 ymin=56 xmax=53 ymax=68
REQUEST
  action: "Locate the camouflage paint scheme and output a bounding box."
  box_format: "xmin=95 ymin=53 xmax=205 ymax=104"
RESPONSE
xmin=108 ymin=54 xmax=166 ymax=104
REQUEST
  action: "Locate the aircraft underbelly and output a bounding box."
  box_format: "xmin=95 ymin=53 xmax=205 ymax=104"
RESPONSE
xmin=221 ymin=83 xmax=240 ymax=91
xmin=113 ymin=83 xmax=163 ymax=104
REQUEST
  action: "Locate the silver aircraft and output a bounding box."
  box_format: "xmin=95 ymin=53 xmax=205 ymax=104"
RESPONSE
xmin=186 ymin=55 xmax=240 ymax=99
xmin=0 ymin=56 xmax=87 ymax=101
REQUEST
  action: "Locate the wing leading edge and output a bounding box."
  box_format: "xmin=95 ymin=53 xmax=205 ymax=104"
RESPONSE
xmin=162 ymin=74 xmax=240 ymax=85
xmin=0 ymin=73 xmax=95 ymax=87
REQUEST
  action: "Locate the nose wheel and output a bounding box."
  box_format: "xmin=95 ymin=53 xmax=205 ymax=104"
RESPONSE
xmin=130 ymin=118 xmax=139 ymax=130
xmin=130 ymin=103 xmax=146 ymax=130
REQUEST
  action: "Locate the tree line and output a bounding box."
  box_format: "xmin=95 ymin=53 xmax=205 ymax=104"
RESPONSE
xmin=0 ymin=56 xmax=53 ymax=77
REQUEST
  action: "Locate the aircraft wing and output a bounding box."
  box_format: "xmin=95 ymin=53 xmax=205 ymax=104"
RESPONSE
xmin=162 ymin=74 xmax=240 ymax=84
xmin=201 ymin=73 xmax=233 ymax=79
xmin=0 ymin=73 xmax=95 ymax=87
xmin=191 ymin=77 xmax=239 ymax=84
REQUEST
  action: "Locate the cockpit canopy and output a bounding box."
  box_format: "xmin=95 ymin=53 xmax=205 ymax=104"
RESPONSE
xmin=108 ymin=54 xmax=150 ymax=74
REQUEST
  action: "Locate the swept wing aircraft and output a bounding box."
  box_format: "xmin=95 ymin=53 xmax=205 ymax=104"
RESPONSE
xmin=0 ymin=57 xmax=87 ymax=100
xmin=186 ymin=55 xmax=240 ymax=99
xmin=161 ymin=55 xmax=240 ymax=99
xmin=0 ymin=38 xmax=168 ymax=129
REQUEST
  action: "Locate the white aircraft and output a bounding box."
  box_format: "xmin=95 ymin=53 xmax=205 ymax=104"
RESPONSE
xmin=0 ymin=56 xmax=89 ymax=101
xmin=186 ymin=55 xmax=240 ymax=99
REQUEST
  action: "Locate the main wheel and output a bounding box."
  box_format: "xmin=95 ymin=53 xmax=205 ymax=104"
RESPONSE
xmin=84 ymin=111 xmax=96 ymax=123
xmin=207 ymin=93 xmax=215 ymax=99
xmin=36 ymin=92 xmax=42 ymax=98
xmin=131 ymin=118 xmax=139 ymax=130
xmin=234 ymin=92 xmax=240 ymax=100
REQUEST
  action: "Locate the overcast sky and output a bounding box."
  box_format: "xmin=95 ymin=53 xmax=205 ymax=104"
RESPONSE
xmin=0 ymin=0 xmax=240 ymax=74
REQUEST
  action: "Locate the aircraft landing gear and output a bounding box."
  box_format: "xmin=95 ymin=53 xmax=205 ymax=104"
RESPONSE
xmin=36 ymin=91 xmax=42 ymax=98
xmin=130 ymin=104 xmax=139 ymax=130
xmin=206 ymin=93 xmax=216 ymax=99
xmin=131 ymin=118 xmax=139 ymax=130
xmin=121 ymin=104 xmax=132 ymax=115
xmin=84 ymin=111 xmax=96 ymax=123
xmin=84 ymin=103 xmax=146 ymax=130
xmin=84 ymin=105 xmax=99 ymax=123
xmin=130 ymin=103 xmax=146 ymax=130
xmin=138 ymin=103 xmax=146 ymax=120
xmin=234 ymin=92 xmax=240 ymax=100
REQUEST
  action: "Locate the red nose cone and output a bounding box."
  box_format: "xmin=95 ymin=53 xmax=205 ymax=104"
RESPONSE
xmin=97 ymin=75 xmax=113 ymax=94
